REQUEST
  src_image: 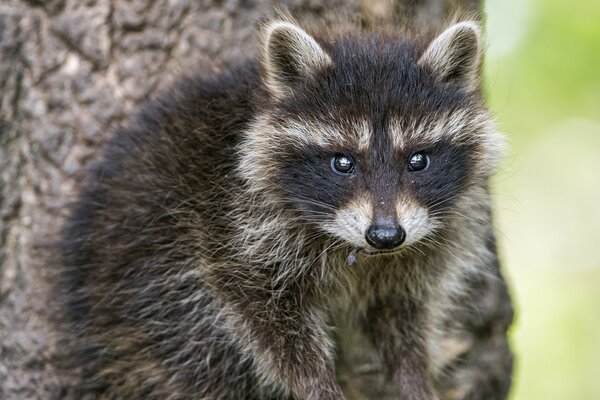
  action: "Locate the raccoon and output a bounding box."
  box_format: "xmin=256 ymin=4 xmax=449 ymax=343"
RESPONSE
xmin=56 ymin=16 xmax=507 ymax=400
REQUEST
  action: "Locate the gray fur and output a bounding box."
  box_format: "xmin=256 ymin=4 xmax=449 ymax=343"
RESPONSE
xmin=55 ymin=17 xmax=510 ymax=400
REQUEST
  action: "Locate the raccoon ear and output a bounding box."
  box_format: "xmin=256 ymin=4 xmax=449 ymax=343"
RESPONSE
xmin=261 ymin=21 xmax=332 ymax=99
xmin=419 ymin=21 xmax=483 ymax=90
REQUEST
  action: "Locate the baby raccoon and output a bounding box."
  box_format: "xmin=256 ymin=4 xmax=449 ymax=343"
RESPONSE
xmin=56 ymin=16 xmax=507 ymax=400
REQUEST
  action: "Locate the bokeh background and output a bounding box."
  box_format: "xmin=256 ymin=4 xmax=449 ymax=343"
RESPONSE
xmin=484 ymin=0 xmax=600 ymax=398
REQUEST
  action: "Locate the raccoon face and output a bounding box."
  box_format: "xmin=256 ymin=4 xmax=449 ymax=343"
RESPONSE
xmin=240 ymin=20 xmax=504 ymax=254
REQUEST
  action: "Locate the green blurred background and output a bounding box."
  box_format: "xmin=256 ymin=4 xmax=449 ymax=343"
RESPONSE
xmin=484 ymin=0 xmax=600 ymax=398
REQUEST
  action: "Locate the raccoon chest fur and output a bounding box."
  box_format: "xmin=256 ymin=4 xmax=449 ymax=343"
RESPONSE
xmin=56 ymin=16 xmax=505 ymax=400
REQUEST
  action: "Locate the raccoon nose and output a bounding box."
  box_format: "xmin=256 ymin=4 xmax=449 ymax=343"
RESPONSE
xmin=365 ymin=223 xmax=406 ymax=250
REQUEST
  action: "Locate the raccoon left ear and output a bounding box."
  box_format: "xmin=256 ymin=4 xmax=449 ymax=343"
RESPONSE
xmin=419 ymin=21 xmax=483 ymax=90
xmin=260 ymin=21 xmax=332 ymax=99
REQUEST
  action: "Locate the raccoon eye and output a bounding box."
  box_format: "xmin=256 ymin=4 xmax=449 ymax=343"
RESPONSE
xmin=331 ymin=154 xmax=355 ymax=175
xmin=408 ymin=152 xmax=429 ymax=172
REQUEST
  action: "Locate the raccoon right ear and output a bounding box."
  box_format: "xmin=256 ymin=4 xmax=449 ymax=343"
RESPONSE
xmin=260 ymin=21 xmax=332 ymax=99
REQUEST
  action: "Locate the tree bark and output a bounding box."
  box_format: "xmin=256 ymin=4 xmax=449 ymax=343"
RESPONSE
xmin=0 ymin=0 xmax=512 ymax=399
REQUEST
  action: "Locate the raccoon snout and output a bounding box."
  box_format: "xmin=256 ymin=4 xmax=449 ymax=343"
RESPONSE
xmin=365 ymin=223 xmax=406 ymax=250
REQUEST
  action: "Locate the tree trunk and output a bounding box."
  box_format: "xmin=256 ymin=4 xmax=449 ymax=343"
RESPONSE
xmin=0 ymin=0 xmax=512 ymax=399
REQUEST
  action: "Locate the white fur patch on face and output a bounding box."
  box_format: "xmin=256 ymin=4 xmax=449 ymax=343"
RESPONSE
xmin=322 ymin=194 xmax=373 ymax=247
xmin=396 ymin=196 xmax=437 ymax=246
xmin=389 ymin=109 xmax=476 ymax=148
xmin=388 ymin=109 xmax=505 ymax=175
xmin=244 ymin=114 xmax=372 ymax=151
xmin=355 ymin=119 xmax=372 ymax=152
xmin=237 ymin=115 xmax=372 ymax=203
xmin=322 ymin=194 xmax=435 ymax=249
xmin=283 ymin=118 xmax=371 ymax=150
xmin=388 ymin=117 xmax=408 ymax=150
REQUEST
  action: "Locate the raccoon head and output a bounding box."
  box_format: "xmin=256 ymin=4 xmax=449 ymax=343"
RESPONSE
xmin=239 ymin=20 xmax=504 ymax=256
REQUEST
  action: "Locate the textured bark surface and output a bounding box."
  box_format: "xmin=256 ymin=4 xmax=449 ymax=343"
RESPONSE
xmin=0 ymin=0 xmax=512 ymax=399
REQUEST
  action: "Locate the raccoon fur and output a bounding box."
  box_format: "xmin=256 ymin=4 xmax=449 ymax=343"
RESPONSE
xmin=56 ymin=16 xmax=507 ymax=400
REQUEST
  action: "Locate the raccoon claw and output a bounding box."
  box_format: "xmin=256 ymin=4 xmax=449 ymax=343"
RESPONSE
xmin=346 ymin=248 xmax=359 ymax=266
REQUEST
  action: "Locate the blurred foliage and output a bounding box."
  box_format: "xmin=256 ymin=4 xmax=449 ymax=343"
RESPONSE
xmin=484 ymin=0 xmax=600 ymax=399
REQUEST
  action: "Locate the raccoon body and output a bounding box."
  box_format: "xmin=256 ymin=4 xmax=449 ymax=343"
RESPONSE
xmin=57 ymin=17 xmax=506 ymax=400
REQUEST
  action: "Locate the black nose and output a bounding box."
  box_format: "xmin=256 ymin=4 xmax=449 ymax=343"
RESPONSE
xmin=365 ymin=224 xmax=406 ymax=250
